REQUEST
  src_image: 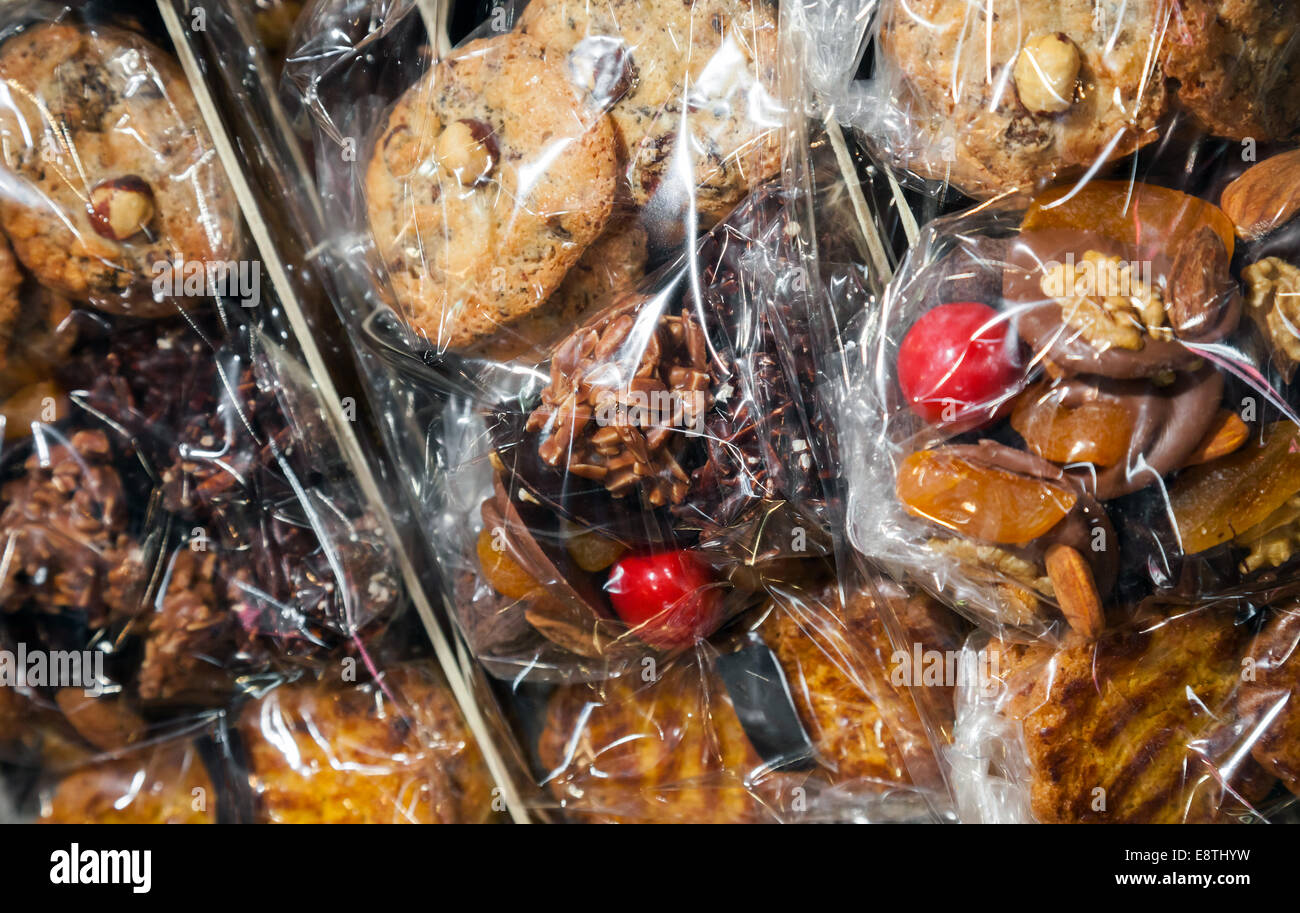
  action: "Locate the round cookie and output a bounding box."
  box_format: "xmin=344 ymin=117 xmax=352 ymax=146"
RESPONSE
xmin=878 ymin=0 xmax=1170 ymax=198
xmin=0 ymin=23 xmax=241 ymax=317
xmin=518 ymin=0 xmax=782 ymax=227
xmin=0 ymin=232 xmax=22 ymax=369
xmin=470 ymin=216 xmax=648 ymax=361
xmin=365 ymin=32 xmax=619 ymax=352
xmin=1162 ymin=0 xmax=1300 ymax=143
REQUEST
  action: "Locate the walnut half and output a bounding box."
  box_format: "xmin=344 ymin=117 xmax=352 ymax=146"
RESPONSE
xmin=1244 ymin=257 xmax=1300 ymax=373
xmin=1041 ymin=251 xmax=1169 ymax=351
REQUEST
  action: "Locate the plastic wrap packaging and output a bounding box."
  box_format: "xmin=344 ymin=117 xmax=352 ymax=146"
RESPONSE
xmin=788 ymin=0 xmax=1300 ymax=822
xmin=280 ymin=0 xmax=836 ymax=681
xmin=0 ymin=1 xmax=496 ymax=823
xmin=950 ymin=603 xmax=1300 ymax=824
xmin=536 ymin=575 xmax=958 ymax=823
xmin=813 ymin=1 xmax=1300 ymax=203
xmin=271 ymin=0 xmax=975 ymax=821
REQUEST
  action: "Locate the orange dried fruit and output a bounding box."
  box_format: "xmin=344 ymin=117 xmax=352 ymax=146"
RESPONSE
xmin=896 ymin=450 xmax=1077 ymax=546
xmin=1023 ymin=181 xmax=1235 ymax=260
xmin=565 ymin=528 xmax=626 ymax=573
xmin=1171 ymin=422 xmax=1300 ymax=554
xmin=1011 ymin=384 xmax=1134 ymax=467
xmin=476 ymin=525 xmax=537 ymax=600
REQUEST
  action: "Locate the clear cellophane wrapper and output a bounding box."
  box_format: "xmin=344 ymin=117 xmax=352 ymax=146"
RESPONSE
xmin=275 ymin=0 xmax=973 ymax=821
xmin=0 ymin=1 xmax=495 ymax=822
xmin=791 ymin=0 xmax=1300 ymax=823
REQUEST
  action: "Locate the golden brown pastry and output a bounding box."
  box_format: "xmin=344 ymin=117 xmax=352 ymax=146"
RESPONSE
xmin=996 ymin=608 xmax=1274 ymax=823
xmin=539 ymin=660 xmax=781 ymax=823
xmin=1239 ymin=605 xmax=1300 ymax=795
xmin=40 ymin=741 xmax=215 ymax=824
xmin=760 ymin=582 xmax=960 ymax=789
xmin=538 ymin=582 xmax=958 ymax=822
xmin=239 ymin=665 xmax=496 ymax=824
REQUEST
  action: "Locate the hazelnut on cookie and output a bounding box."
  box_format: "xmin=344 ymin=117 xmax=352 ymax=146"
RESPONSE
xmin=0 ymin=23 xmax=241 ymax=317
xmin=878 ymin=0 xmax=1171 ymax=197
xmin=519 ymin=0 xmax=782 ymax=228
xmin=365 ymin=32 xmax=619 ymax=352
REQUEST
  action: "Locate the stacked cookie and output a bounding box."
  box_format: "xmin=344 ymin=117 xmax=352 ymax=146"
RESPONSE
xmin=365 ymin=0 xmax=782 ymax=354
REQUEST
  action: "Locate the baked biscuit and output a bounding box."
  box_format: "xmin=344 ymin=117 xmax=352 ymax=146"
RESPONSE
xmin=1238 ymin=606 xmax=1300 ymax=795
xmin=761 ymin=582 xmax=960 ymax=788
xmin=0 ymin=233 xmax=21 ymax=368
xmin=538 ymin=584 xmax=956 ymax=821
xmin=365 ymin=32 xmax=619 ymax=351
xmin=538 ymin=662 xmax=780 ymax=823
xmin=519 ymin=0 xmax=782 ymax=226
xmin=40 ymin=741 xmax=216 ymax=824
xmin=1162 ymin=0 xmax=1300 ymax=142
xmin=0 ymin=23 xmax=240 ymax=317
xmin=878 ymin=0 xmax=1169 ymax=197
xmin=470 ymin=216 xmax=648 ymax=361
xmin=239 ymin=665 xmax=496 ymax=824
xmin=997 ymin=608 xmax=1273 ymax=823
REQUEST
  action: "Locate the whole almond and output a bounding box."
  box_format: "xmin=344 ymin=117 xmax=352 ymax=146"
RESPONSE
xmin=1220 ymin=148 xmax=1300 ymax=241
xmin=1045 ymin=543 xmax=1104 ymax=639
xmin=1184 ymin=410 xmax=1250 ymax=466
xmin=1168 ymin=225 xmax=1234 ymax=338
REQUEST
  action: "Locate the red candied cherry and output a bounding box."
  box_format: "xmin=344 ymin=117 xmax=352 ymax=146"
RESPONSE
xmin=897 ymin=301 xmax=1021 ymax=431
xmin=605 ymin=550 xmax=723 ymax=649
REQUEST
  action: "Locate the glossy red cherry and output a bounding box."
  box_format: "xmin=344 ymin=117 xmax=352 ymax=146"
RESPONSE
xmin=897 ymin=301 xmax=1021 ymax=431
xmin=605 ymin=550 xmax=723 ymax=649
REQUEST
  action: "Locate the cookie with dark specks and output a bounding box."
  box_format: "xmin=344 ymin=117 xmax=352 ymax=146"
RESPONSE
xmin=1162 ymin=0 xmax=1300 ymax=142
xmin=996 ymin=608 xmax=1274 ymax=823
xmin=0 ymin=232 xmax=22 ymax=369
xmin=0 ymin=23 xmax=240 ymax=317
xmin=519 ymin=0 xmax=782 ymax=227
xmin=470 ymin=216 xmax=648 ymax=361
xmin=878 ymin=0 xmax=1170 ymax=198
xmin=366 ymin=32 xmax=619 ymax=351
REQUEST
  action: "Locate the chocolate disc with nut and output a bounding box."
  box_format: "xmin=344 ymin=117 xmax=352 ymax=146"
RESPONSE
xmin=1011 ymin=367 xmax=1230 ymax=500
xmin=1007 ymin=229 xmax=1238 ymax=379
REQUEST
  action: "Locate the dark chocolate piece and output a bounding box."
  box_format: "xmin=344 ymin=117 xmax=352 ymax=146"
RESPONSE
xmin=715 ymin=634 xmax=817 ymax=773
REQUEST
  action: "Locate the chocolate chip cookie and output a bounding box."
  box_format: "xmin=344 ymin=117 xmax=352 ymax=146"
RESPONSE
xmin=0 ymin=23 xmax=241 ymax=317
xmin=519 ymin=0 xmax=782 ymax=227
xmin=0 ymin=232 xmax=22 ymax=369
xmin=470 ymin=216 xmax=648 ymax=361
xmin=365 ymin=31 xmax=619 ymax=352
xmin=878 ymin=0 xmax=1170 ymax=197
xmin=1163 ymin=0 xmax=1300 ymax=142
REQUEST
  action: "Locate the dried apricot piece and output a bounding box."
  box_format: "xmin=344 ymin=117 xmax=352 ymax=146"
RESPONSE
xmin=565 ymin=528 xmax=626 ymax=572
xmin=476 ymin=525 xmax=537 ymax=600
xmin=1010 ymin=384 xmax=1134 ymax=467
xmin=1023 ymin=181 xmax=1235 ymax=260
xmin=896 ymin=450 xmax=1077 ymax=545
xmin=1171 ymin=422 xmax=1300 ymax=554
